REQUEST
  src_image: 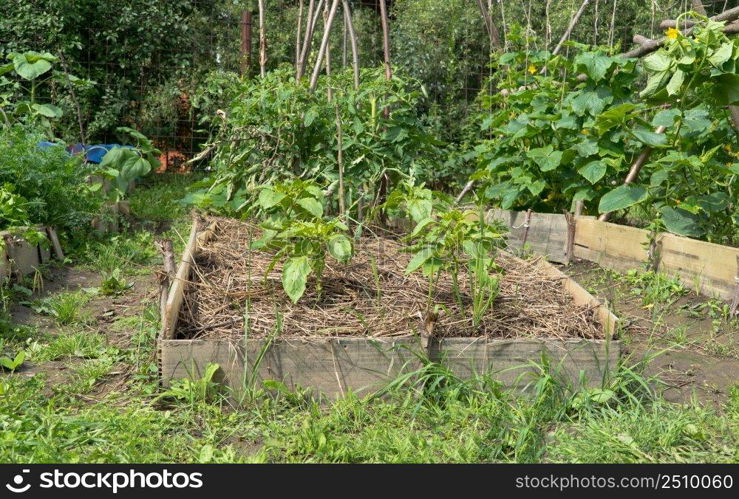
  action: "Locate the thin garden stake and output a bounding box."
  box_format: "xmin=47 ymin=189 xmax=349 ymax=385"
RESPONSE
xmin=309 ymin=0 xmax=341 ymax=93
xmin=335 ymin=102 xmax=346 ymax=220
xmin=298 ymin=0 xmax=326 ymax=80
xmin=379 ymin=0 xmax=392 ymax=83
xmin=296 ymin=0 xmax=316 ymax=79
xmin=552 ymin=0 xmax=591 ymax=56
xmin=295 ymin=0 xmax=304 ymax=71
xmin=323 ymin=1 xmax=333 ymax=101
xmin=257 ymin=0 xmax=267 ymax=77
xmin=342 ymin=0 xmax=360 ymax=90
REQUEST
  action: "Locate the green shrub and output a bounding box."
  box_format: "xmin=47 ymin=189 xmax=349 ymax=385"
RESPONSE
xmin=0 ymin=124 xmax=100 ymax=235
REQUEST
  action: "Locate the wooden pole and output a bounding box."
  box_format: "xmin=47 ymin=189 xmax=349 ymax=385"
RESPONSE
xmin=552 ymin=0 xmax=591 ymax=56
xmin=296 ymin=0 xmax=315 ymax=79
xmin=258 ymin=0 xmax=267 ymax=77
xmin=341 ymin=4 xmax=348 ymax=67
xmin=155 ymin=239 xmax=175 ymax=322
xmin=297 ymin=0 xmax=325 ymax=81
xmin=323 ymin=1 xmax=333 ymax=101
xmin=377 ymin=0 xmax=392 ymax=223
xmin=241 ymin=11 xmax=252 ymax=75
xmin=335 ymin=103 xmax=345 ymax=220
xmin=342 ymin=0 xmax=360 ymax=90
xmin=295 ymin=0 xmax=304 ymax=72
xmin=309 ymin=0 xmax=341 ymax=92
xmin=378 ymin=0 xmax=392 ymax=83
xmin=474 ymin=0 xmax=502 ymax=49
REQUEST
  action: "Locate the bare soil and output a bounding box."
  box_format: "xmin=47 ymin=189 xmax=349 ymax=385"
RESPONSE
xmin=562 ymin=259 xmax=739 ymax=407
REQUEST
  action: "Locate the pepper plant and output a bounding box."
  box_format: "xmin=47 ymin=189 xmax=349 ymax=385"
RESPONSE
xmin=405 ymin=202 xmax=504 ymax=322
xmin=251 ymin=180 xmax=353 ymax=303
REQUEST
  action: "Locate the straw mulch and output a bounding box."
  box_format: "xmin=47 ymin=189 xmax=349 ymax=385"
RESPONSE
xmin=177 ymin=216 xmax=603 ymax=340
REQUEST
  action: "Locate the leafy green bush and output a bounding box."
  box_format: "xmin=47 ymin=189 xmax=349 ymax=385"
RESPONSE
xmin=0 ymin=124 xmax=100 ymax=235
xmin=186 ymin=66 xmax=441 ymax=222
xmin=472 ymin=18 xmax=739 ymax=244
xmin=96 ymin=127 xmax=161 ymax=201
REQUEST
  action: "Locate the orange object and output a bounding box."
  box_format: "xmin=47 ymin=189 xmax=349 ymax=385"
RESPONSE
xmin=157 ymin=150 xmax=190 ymax=173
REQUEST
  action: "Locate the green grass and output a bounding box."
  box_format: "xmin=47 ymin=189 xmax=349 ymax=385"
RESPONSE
xmin=129 ymin=172 xmax=203 ymax=222
xmin=2 ymin=348 xmax=738 ymax=463
xmin=27 ymin=330 xmax=109 ymax=362
xmin=31 ymin=291 xmax=93 ymax=326
xmin=77 ymin=231 xmax=158 ymax=274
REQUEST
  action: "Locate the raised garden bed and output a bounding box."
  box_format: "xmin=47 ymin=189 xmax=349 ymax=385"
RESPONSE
xmin=490 ymin=208 xmax=739 ymax=305
xmin=0 ymin=227 xmax=61 ymax=281
xmin=159 ymin=216 xmax=619 ymax=398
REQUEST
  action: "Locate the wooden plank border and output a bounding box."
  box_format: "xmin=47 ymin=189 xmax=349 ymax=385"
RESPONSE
xmin=573 ymin=218 xmax=739 ymax=301
xmin=0 ymin=227 xmax=55 ymax=281
xmin=161 ymin=219 xmax=200 ymax=340
xmin=489 ymin=209 xmax=738 ymax=303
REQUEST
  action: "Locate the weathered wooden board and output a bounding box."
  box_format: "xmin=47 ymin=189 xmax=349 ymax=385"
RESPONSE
xmin=657 ymin=233 xmax=739 ymax=301
xmin=161 ymin=220 xmax=200 ymax=340
xmin=535 ymin=257 xmax=618 ymax=336
xmin=488 ymin=209 xmax=593 ymax=264
xmin=572 ymin=218 xmax=739 ymax=301
xmin=0 ymin=230 xmax=52 ymax=280
xmin=160 ymin=336 xmax=619 ymax=397
xmin=573 ymin=218 xmax=650 ymax=272
xmin=438 ymin=338 xmax=619 ymax=389
xmin=160 ymin=337 xmax=423 ymax=398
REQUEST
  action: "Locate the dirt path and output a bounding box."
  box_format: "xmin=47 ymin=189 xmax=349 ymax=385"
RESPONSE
xmin=563 ymin=260 xmax=739 ymax=408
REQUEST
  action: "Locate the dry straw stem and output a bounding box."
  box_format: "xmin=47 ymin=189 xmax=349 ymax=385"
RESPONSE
xmin=176 ymin=216 xmax=602 ymax=342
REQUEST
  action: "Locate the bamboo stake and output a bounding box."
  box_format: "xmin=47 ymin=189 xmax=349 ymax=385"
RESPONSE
xmin=342 ymin=0 xmax=360 ymax=90
xmin=309 ymin=0 xmax=341 ymax=93
xmin=298 ymin=0 xmax=326 ymax=81
xmin=297 ymin=0 xmax=316 ymax=80
xmin=378 ymin=0 xmax=392 ymax=83
xmin=257 ymin=0 xmax=267 ymax=77
xmin=341 ymin=4 xmax=348 ymax=67
xmin=377 ymin=0 xmax=392 ymax=223
xmin=552 ymin=0 xmax=591 ymax=56
xmin=335 ymin=103 xmax=346 ymax=220
xmin=474 ymin=0 xmax=502 ymax=49
xmin=323 ymin=1 xmax=333 ymax=101
xmin=296 ymin=0 xmax=304 ymax=72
